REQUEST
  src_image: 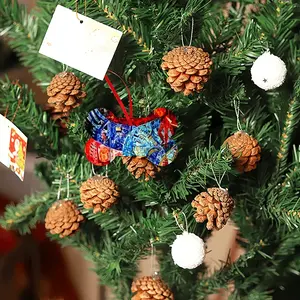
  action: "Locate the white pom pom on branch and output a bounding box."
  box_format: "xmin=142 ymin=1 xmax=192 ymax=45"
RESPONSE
xmin=251 ymin=51 xmax=287 ymax=90
xmin=171 ymin=231 xmax=205 ymax=269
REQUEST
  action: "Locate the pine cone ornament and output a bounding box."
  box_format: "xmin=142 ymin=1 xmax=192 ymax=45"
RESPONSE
xmin=223 ymin=131 xmax=261 ymax=172
xmin=46 ymin=72 xmax=86 ymax=128
xmin=80 ymin=176 xmax=120 ymax=213
xmin=161 ymin=46 xmax=213 ymax=96
xmin=131 ymin=276 xmax=174 ymax=300
xmin=45 ymin=200 xmax=84 ymax=238
xmin=192 ymin=188 xmax=234 ymax=230
xmin=122 ymin=156 xmax=161 ymax=181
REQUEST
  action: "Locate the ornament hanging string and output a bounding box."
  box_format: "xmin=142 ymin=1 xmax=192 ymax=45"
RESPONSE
xmin=66 ymin=174 xmax=70 ymax=200
xmin=105 ymin=165 xmax=108 ymax=178
xmin=180 ymin=16 xmax=194 ymax=47
xmin=104 ymin=70 xmax=133 ymax=125
xmin=173 ymin=211 xmax=189 ymax=232
xmin=80 ymin=163 xmax=83 ymax=181
xmin=150 ymin=239 xmax=155 ymax=276
xmin=210 ymin=163 xmax=226 ymax=190
xmin=91 ymin=162 xmax=108 ymax=177
xmin=104 ymin=70 xmax=175 ymax=145
xmin=91 ymin=164 xmax=97 ymax=176
xmin=108 ymin=69 xmax=133 ymax=119
xmin=57 ymin=176 xmax=63 ymax=200
xmin=233 ymin=98 xmax=242 ymax=131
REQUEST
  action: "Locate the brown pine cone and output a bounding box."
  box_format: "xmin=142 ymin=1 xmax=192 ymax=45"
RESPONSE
xmin=45 ymin=200 xmax=84 ymax=238
xmin=80 ymin=176 xmax=120 ymax=213
xmin=131 ymin=276 xmax=174 ymax=300
xmin=161 ymin=46 xmax=212 ymax=96
xmin=192 ymin=188 xmax=234 ymax=230
xmin=45 ymin=72 xmax=86 ymax=128
xmin=122 ymin=156 xmax=161 ymax=181
xmin=223 ymin=131 xmax=261 ymax=172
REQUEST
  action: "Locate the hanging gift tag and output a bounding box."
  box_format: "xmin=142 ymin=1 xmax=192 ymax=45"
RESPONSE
xmin=0 ymin=114 xmax=27 ymax=181
xmin=39 ymin=5 xmax=122 ymax=80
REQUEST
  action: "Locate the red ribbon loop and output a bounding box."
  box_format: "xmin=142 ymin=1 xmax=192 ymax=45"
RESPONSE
xmin=104 ymin=71 xmax=177 ymax=146
xmin=104 ymin=70 xmax=133 ymax=125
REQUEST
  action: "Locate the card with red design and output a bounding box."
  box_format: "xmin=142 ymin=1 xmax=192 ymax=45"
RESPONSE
xmin=0 ymin=114 xmax=27 ymax=181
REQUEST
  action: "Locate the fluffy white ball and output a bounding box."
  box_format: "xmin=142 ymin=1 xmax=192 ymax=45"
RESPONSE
xmin=251 ymin=51 xmax=287 ymax=90
xmin=171 ymin=231 xmax=205 ymax=269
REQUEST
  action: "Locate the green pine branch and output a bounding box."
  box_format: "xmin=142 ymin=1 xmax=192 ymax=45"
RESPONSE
xmin=0 ymin=0 xmax=103 ymax=101
xmin=90 ymin=0 xmax=152 ymax=53
xmin=49 ymin=229 xmax=135 ymax=299
xmin=276 ymin=78 xmax=300 ymax=172
xmin=0 ymin=192 xmax=55 ymax=234
xmin=195 ymin=243 xmax=265 ymax=299
xmin=0 ymin=79 xmax=59 ymax=158
xmin=195 ymin=228 xmax=300 ymax=299
xmin=255 ymin=1 xmax=298 ymax=56
xmin=169 ymin=146 xmax=233 ymax=200
xmin=0 ymin=0 xmax=61 ymax=82
xmin=265 ymin=146 xmax=300 ymax=230
xmin=158 ymin=249 xmax=201 ymax=300
xmin=213 ymin=20 xmax=268 ymax=76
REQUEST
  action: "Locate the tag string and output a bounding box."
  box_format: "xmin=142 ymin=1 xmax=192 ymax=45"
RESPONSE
xmin=75 ymin=0 xmax=82 ymax=22
xmin=75 ymin=0 xmax=87 ymax=23
xmin=173 ymin=211 xmax=189 ymax=232
xmin=4 ymin=105 xmax=9 ymax=118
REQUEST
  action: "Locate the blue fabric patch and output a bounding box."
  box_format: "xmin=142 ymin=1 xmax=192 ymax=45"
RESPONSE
xmin=86 ymin=108 xmax=178 ymax=166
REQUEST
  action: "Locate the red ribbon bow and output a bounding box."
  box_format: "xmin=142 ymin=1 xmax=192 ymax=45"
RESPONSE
xmin=104 ymin=71 xmax=177 ymax=145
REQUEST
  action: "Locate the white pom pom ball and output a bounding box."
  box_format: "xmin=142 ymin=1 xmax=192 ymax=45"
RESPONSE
xmin=251 ymin=51 xmax=287 ymax=90
xmin=171 ymin=231 xmax=205 ymax=269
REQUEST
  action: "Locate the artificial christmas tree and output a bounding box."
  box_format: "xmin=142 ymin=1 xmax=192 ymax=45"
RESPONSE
xmin=0 ymin=0 xmax=299 ymax=299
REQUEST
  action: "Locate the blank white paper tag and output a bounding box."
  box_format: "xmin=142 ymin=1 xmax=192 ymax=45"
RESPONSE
xmin=0 ymin=114 xmax=28 ymax=181
xmin=39 ymin=5 xmax=122 ymax=80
